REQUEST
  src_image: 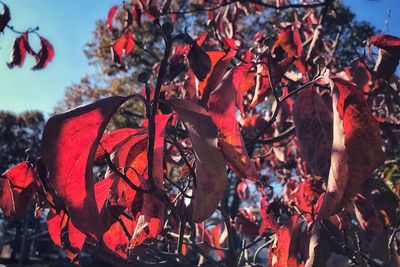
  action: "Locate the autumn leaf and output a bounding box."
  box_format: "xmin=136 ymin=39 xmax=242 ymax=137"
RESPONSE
xmin=200 ymin=50 xmax=235 ymax=106
xmin=370 ymin=34 xmax=400 ymax=80
xmin=130 ymin=114 xmax=170 ymax=247
xmin=40 ymin=96 xmax=133 ymax=241
xmin=316 ymin=85 xmax=348 ymax=220
xmin=236 ymin=180 xmax=249 ymax=200
xmin=7 ymin=34 xmax=29 ymax=69
xmin=269 ymin=220 xmax=302 ymax=267
xmin=47 ymin=209 xmax=86 ymax=262
xmin=293 ymin=87 xmax=333 ymax=182
xmin=0 ymin=2 xmax=10 ymax=33
xmin=31 ymin=36 xmax=55 ymax=70
xmin=334 ymin=77 xmax=384 ymax=204
xmin=168 ymin=99 xmax=227 ymax=222
xmin=107 ymin=5 xmax=119 ymax=30
xmin=317 ymin=78 xmax=384 ymax=219
xmin=208 ymin=62 xmax=260 ymax=181
xmin=187 ymin=44 xmax=211 ymax=81
xmin=0 ymin=161 xmax=37 ymax=218
xmin=111 ymin=31 xmax=135 ymax=70
xmin=95 ymin=127 xmax=146 ymax=160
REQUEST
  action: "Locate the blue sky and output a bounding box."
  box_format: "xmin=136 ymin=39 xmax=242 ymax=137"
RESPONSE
xmin=0 ymin=0 xmax=399 ymax=114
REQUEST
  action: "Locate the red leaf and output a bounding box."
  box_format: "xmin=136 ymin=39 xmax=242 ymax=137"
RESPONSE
xmin=370 ymin=34 xmax=400 ymax=80
xmin=40 ymin=96 xmax=133 ymax=241
xmin=94 ymin=177 xmax=115 ymax=213
xmin=200 ymin=50 xmax=236 ymax=105
xmin=47 ymin=209 xmax=86 ymax=262
xmin=293 ymin=87 xmax=333 ymax=182
xmin=0 ymin=2 xmax=10 ymax=33
xmin=168 ymin=99 xmax=227 ymax=222
xmin=0 ymin=162 xmax=37 ymax=218
xmin=370 ymin=34 xmax=400 ymax=54
xmin=344 ymin=60 xmax=371 ymax=94
xmin=111 ymin=32 xmax=135 ymax=70
xmin=32 ymin=36 xmax=55 ymax=70
xmin=7 ymin=34 xmax=28 ymax=69
xmin=107 ymin=5 xmax=119 ymax=30
xmin=103 ymin=216 xmax=134 ymax=258
xmin=317 ymin=78 xmax=384 ymax=219
xmin=130 ymin=114 xmax=170 ymax=246
xmin=269 ymin=216 xmax=304 ymax=267
xmin=236 ymin=181 xmax=249 ymax=200
xmin=334 ymin=78 xmax=384 ymax=204
xmin=208 ymin=63 xmax=260 ymax=180
xmin=95 ymin=127 xmax=146 ymax=160
xmin=0 ymin=179 xmax=14 ymax=217
xmin=316 ymin=85 xmax=348 ymax=220
xmin=234 ymin=209 xmax=259 ymax=239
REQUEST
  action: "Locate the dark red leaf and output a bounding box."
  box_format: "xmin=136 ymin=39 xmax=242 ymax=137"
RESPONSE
xmin=167 ymin=54 xmax=186 ymax=80
xmin=236 ymin=181 xmax=249 ymax=200
xmin=187 ymin=44 xmax=211 ymax=81
xmin=293 ymin=87 xmax=333 ymax=182
xmin=335 ymin=77 xmax=384 ymax=206
xmin=107 ymin=5 xmax=119 ymax=30
xmin=0 ymin=162 xmax=37 ymax=218
xmin=317 ymin=78 xmax=384 ymax=219
xmin=40 ymin=96 xmax=133 ymax=241
xmin=234 ymin=209 xmax=259 ymax=239
xmin=31 ymin=36 xmax=55 ymax=70
xmin=168 ymin=99 xmax=227 ymax=222
xmin=7 ymin=35 xmax=28 ymax=69
xmin=370 ymin=34 xmax=400 ymax=80
xmin=0 ymin=2 xmax=10 ymax=33
xmin=0 ymin=179 xmax=14 ymax=217
xmin=370 ymin=34 xmax=400 ymax=55
xmin=208 ymin=62 xmax=260 ymax=181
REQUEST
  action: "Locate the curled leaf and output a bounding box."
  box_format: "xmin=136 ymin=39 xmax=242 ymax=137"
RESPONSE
xmin=0 ymin=2 xmax=10 ymax=33
xmin=168 ymin=99 xmax=227 ymax=222
xmin=370 ymin=34 xmax=400 ymax=80
xmin=32 ymin=36 xmax=55 ymax=70
xmin=111 ymin=31 xmax=135 ymax=70
xmin=7 ymin=34 xmax=28 ymax=69
xmin=107 ymin=5 xmax=118 ymax=30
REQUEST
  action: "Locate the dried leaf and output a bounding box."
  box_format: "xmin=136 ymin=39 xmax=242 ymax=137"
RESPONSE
xmin=31 ymin=36 xmax=55 ymax=70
